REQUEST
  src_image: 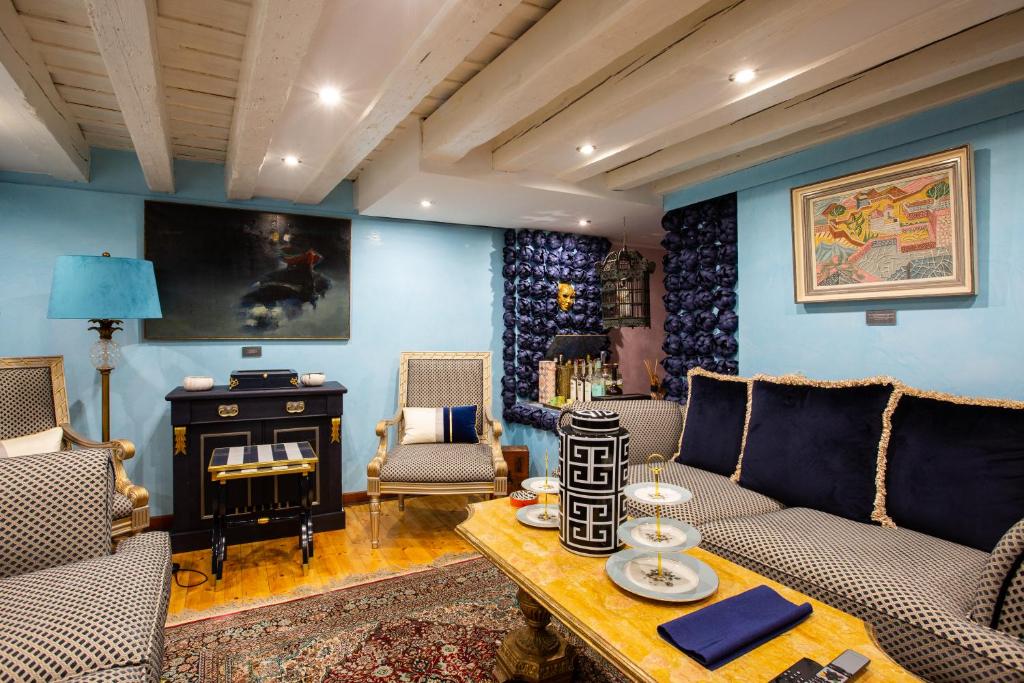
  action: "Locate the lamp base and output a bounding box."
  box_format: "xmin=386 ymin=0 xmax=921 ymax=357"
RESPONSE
xmin=87 ymin=319 xmax=122 ymax=442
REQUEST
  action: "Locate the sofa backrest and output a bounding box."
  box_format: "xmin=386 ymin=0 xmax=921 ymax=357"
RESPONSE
xmin=570 ymin=399 xmax=684 ymax=466
xmin=0 ymin=448 xmax=112 ymax=578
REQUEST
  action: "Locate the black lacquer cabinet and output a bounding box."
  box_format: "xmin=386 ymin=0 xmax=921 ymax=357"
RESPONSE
xmin=165 ymin=382 xmax=347 ymax=552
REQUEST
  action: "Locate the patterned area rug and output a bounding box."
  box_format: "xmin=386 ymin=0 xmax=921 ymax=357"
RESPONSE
xmin=164 ymin=557 xmax=626 ymax=682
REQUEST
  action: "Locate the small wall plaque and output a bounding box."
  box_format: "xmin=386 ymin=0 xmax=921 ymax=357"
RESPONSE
xmin=866 ymin=310 xmax=897 ymax=326
xmin=241 ymin=346 xmax=262 ymax=358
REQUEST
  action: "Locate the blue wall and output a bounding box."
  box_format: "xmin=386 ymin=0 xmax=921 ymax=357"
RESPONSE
xmin=665 ymin=84 xmax=1024 ymax=400
xmin=0 ymin=150 xmax=504 ymax=516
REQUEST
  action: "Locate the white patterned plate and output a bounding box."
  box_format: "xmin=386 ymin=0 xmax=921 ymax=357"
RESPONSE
xmin=606 ymin=550 xmax=718 ymax=602
xmin=522 ymin=476 xmax=560 ymax=495
xmin=516 ymin=503 xmax=560 ymax=528
xmin=618 ymin=517 xmax=701 ymax=552
xmin=623 ymin=482 xmax=692 ymax=505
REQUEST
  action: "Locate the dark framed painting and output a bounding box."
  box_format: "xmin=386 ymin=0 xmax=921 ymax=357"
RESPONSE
xmin=144 ymin=201 xmax=351 ymax=340
xmin=791 ymin=145 xmax=975 ymax=303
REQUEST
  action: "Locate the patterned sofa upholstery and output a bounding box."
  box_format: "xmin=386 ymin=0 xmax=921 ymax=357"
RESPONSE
xmin=0 ymin=449 xmax=171 ymax=682
xmin=609 ymin=400 xmax=1024 ymax=683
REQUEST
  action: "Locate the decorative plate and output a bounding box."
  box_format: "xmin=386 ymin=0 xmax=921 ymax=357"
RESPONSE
xmin=623 ymin=482 xmax=692 ymax=506
xmin=605 ymin=550 xmax=718 ymax=602
xmin=522 ymin=476 xmax=560 ymax=496
xmin=516 ymin=503 xmax=559 ymax=529
xmin=618 ymin=517 xmax=701 ymax=552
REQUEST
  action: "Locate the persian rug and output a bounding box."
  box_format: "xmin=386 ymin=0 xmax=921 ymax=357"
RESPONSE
xmin=163 ymin=557 xmax=627 ymax=682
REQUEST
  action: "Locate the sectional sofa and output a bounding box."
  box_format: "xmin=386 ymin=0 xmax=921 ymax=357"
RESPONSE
xmin=0 ymin=449 xmax=171 ymax=681
xmin=576 ymin=369 xmax=1024 ymax=683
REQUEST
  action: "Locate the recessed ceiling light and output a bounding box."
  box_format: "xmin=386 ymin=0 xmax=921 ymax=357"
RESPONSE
xmin=578 ymin=219 xmax=591 ymax=226
xmin=577 ymin=143 xmax=596 ymax=155
xmin=318 ymin=86 xmax=342 ymax=106
xmin=729 ymin=69 xmax=756 ymax=84
xmin=283 ymin=155 xmax=301 ymax=167
xmin=420 ymin=199 xmax=433 ymax=208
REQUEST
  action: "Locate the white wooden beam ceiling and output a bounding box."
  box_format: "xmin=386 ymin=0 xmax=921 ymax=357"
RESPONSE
xmin=293 ymin=0 xmax=521 ymax=205
xmin=616 ymin=10 xmax=1024 ymax=192
xmin=420 ymin=0 xmax=710 ymax=165
xmin=0 ymin=0 xmax=1022 ymax=226
xmin=85 ymin=0 xmax=174 ymax=192
xmin=651 ymin=57 xmax=1024 ymax=196
xmin=0 ymin=0 xmax=89 ymax=180
xmin=225 ymin=0 xmax=325 ymax=200
xmin=492 ymin=0 xmax=1021 ymax=182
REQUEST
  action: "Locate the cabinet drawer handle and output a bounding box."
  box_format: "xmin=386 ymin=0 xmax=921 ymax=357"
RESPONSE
xmin=218 ymin=404 xmax=239 ymax=418
xmin=286 ymin=401 xmax=306 ymax=414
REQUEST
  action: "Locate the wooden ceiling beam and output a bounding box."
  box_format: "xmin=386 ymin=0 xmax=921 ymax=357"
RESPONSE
xmin=650 ymin=57 xmax=1024 ymax=196
xmin=614 ymin=10 xmax=1024 ymax=191
xmin=420 ymin=0 xmax=709 ymax=165
xmin=85 ymin=0 xmax=174 ymax=192
xmin=0 ymin=0 xmax=89 ymax=180
xmin=493 ymin=0 xmax=1019 ymax=180
xmin=294 ymin=0 xmax=520 ymax=205
xmin=224 ymin=0 xmax=325 ymax=200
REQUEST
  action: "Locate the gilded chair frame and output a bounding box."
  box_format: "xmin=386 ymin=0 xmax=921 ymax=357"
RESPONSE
xmin=367 ymin=351 xmax=507 ymax=548
xmin=0 ymin=356 xmax=149 ymax=537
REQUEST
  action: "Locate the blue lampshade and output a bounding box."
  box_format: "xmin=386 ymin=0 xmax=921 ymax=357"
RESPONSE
xmin=48 ymin=254 xmax=163 ymax=320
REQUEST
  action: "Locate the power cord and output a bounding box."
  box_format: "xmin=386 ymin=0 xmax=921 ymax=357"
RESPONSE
xmin=171 ymin=562 xmax=209 ymax=588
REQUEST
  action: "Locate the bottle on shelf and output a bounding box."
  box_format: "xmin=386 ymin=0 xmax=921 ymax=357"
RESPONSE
xmin=568 ymin=360 xmax=578 ymax=403
xmin=583 ymin=357 xmax=593 ymax=401
xmin=592 ymin=358 xmax=606 ymax=398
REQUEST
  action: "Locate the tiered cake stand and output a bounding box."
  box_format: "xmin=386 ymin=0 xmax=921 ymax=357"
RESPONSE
xmin=606 ymin=462 xmax=719 ymax=602
xmin=517 ymin=475 xmax=560 ymax=528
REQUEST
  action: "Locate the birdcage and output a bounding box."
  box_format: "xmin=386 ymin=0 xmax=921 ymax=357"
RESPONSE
xmin=600 ymin=241 xmax=655 ymax=328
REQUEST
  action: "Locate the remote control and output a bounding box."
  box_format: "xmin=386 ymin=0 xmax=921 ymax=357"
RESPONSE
xmin=770 ymin=658 xmax=823 ymax=682
xmin=771 ymin=651 xmax=870 ymax=683
xmin=813 ymin=650 xmax=870 ymax=682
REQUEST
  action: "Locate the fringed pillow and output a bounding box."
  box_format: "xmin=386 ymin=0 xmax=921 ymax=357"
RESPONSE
xmin=676 ymin=367 xmax=750 ymax=476
xmin=734 ymin=374 xmax=900 ymax=524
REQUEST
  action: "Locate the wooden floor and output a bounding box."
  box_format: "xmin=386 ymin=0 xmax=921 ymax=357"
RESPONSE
xmin=168 ymin=495 xmax=484 ymax=618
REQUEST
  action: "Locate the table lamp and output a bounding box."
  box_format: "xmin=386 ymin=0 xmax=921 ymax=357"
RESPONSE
xmin=48 ymin=252 xmax=162 ymax=441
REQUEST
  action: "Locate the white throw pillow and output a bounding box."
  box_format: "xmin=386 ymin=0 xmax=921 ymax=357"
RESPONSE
xmin=402 ymin=407 xmax=440 ymax=444
xmin=0 ymin=426 xmax=64 ymax=457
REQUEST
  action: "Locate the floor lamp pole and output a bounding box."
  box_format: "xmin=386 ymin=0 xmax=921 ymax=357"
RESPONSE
xmin=99 ymin=368 xmax=111 ymax=442
xmin=88 ymin=317 xmax=122 ymax=443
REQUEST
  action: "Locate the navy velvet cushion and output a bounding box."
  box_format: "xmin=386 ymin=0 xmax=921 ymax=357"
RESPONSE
xmin=738 ymin=378 xmax=896 ymax=523
xmin=880 ymin=393 xmax=1024 ymax=551
xmin=677 ymin=371 xmax=749 ymax=476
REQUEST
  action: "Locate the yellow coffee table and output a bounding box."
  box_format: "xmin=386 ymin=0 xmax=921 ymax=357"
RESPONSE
xmin=456 ymin=498 xmax=918 ymax=683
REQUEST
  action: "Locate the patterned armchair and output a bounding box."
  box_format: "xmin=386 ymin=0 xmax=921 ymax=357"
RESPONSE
xmin=0 ymin=448 xmax=170 ymax=681
xmin=367 ymin=352 xmax=507 ymax=548
xmin=0 ymin=356 xmax=149 ymax=537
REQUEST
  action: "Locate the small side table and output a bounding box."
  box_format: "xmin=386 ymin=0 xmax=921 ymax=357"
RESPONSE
xmin=207 ymin=441 xmax=318 ymax=583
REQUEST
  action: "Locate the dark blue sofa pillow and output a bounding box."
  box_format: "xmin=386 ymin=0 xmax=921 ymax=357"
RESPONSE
xmin=874 ymin=391 xmax=1024 ymax=552
xmin=677 ymin=368 xmax=749 ymax=477
xmin=737 ymin=376 xmax=898 ymax=523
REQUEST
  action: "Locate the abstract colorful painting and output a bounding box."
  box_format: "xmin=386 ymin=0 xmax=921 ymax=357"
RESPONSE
xmin=791 ymin=146 xmax=975 ymax=303
xmin=144 ymin=201 xmax=350 ymax=339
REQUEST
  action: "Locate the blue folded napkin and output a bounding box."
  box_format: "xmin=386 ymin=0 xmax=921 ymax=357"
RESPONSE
xmin=657 ymin=585 xmax=813 ymax=670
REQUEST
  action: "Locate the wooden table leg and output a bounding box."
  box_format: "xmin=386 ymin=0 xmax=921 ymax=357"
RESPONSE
xmin=494 ymin=587 xmax=575 ymax=683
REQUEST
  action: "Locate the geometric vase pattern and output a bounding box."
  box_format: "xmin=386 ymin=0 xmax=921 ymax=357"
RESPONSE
xmin=557 ymin=409 xmax=630 ymax=556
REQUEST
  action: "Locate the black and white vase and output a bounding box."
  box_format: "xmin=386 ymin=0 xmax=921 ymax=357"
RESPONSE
xmin=557 ymin=408 xmax=630 ymax=556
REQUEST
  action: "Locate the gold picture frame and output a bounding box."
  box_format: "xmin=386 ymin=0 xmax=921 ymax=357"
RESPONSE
xmin=791 ymin=145 xmax=976 ymax=303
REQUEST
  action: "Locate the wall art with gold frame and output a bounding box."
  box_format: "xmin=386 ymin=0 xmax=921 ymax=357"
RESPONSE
xmin=791 ymin=145 xmax=976 ymax=304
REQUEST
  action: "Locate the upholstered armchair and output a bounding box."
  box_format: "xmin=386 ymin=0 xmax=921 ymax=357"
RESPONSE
xmin=0 ymin=356 xmax=149 ymax=537
xmin=0 ymin=448 xmax=170 ymax=680
xmin=367 ymin=351 xmax=507 ymax=548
